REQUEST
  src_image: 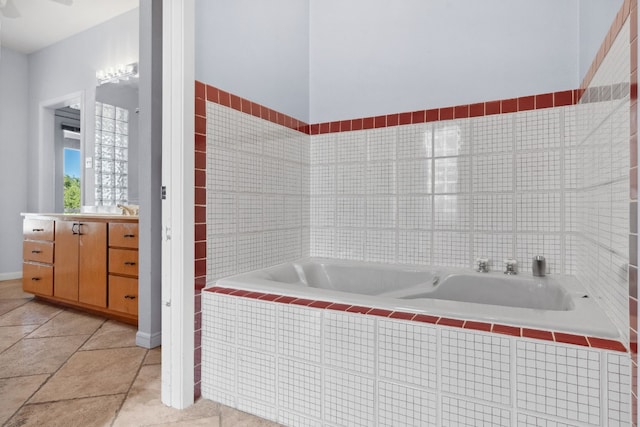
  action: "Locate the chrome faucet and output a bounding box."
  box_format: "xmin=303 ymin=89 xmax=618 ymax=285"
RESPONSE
xmin=503 ymin=258 xmax=518 ymax=275
xmin=475 ymin=257 xmax=489 ymax=273
xmin=532 ymin=255 xmax=546 ymax=277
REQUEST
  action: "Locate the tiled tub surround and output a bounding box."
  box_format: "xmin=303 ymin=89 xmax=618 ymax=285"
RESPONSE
xmin=309 ymin=106 xmax=578 ymax=274
xmin=202 ymin=288 xmax=631 ymax=426
xmin=576 ymin=18 xmax=634 ymax=358
xmin=206 ymin=101 xmax=310 ymax=284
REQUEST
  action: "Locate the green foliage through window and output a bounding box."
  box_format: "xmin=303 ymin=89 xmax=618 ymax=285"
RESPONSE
xmin=64 ymin=174 xmax=81 ymax=211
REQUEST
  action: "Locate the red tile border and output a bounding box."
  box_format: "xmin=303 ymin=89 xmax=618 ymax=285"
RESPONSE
xmin=274 ymin=295 xmax=297 ymax=304
xmin=522 ymin=328 xmax=554 ymax=341
xmin=437 ymin=317 xmax=465 ymax=328
xmin=245 ymin=291 xmax=267 ymax=299
xmin=290 ymin=298 xmax=315 ymax=306
xmin=588 ymin=337 xmax=628 ymax=352
xmin=554 ymin=332 xmax=590 ymax=347
xmin=501 ymin=98 xmax=517 ymax=113
xmin=304 ymin=89 xmax=582 ymax=135
xmin=199 ymin=81 xmax=585 ymax=138
xmin=326 ymin=303 xmax=352 ymax=311
xmin=309 ymin=300 xmax=333 ymax=309
xmin=389 ymin=311 xmax=416 ymax=320
xmin=257 ymin=294 xmax=282 ymax=302
xmin=464 ymin=321 xmax=492 ymax=332
xmin=202 ymin=286 xmax=628 ymax=352
xmin=492 ymin=324 xmax=521 ymax=337
xmin=346 ymin=305 xmax=372 ymax=314
xmin=413 ymin=314 xmax=439 ymax=324
xmin=367 ymin=308 xmax=394 ymax=317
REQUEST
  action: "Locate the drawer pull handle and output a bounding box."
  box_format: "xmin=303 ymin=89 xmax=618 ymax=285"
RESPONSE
xmin=31 ymin=250 xmax=42 ymax=254
xmin=124 ymin=261 xmax=137 ymax=266
xmin=124 ymin=294 xmax=137 ymax=300
xmin=31 ymin=277 xmax=41 ymax=281
xmin=32 ymin=228 xmax=44 ymax=232
xmin=124 ymin=234 xmax=136 ymax=238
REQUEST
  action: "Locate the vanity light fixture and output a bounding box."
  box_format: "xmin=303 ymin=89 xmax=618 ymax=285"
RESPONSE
xmin=96 ymin=62 xmax=138 ymax=86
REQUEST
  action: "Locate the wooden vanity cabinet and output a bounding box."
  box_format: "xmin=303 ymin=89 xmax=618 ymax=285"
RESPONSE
xmin=22 ymin=215 xmax=138 ymax=325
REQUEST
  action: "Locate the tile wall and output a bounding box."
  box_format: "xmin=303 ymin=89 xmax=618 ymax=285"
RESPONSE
xmin=194 ymin=81 xmax=207 ymax=397
xmin=202 ymin=290 xmax=631 ymax=426
xmin=205 ymin=102 xmax=310 ymax=283
xmin=309 ymin=106 xmax=577 ymax=275
xmin=576 ymin=18 xmax=632 ymax=351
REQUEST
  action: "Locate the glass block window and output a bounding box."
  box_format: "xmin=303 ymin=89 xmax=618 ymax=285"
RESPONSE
xmin=95 ymin=102 xmax=128 ymax=205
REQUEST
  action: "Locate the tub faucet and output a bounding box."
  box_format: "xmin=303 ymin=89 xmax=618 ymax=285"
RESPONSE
xmin=532 ymin=255 xmax=546 ymax=277
xmin=503 ymin=258 xmax=518 ymax=275
xmin=475 ymin=257 xmax=489 ymax=273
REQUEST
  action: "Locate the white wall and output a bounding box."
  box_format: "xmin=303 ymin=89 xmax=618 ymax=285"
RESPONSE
xmin=0 ymin=47 xmax=29 ymax=277
xmin=27 ymin=8 xmax=139 ymax=212
xmin=578 ymin=0 xmax=624 ymax=82
xmin=194 ymin=0 xmax=310 ymax=122
xmin=193 ymin=1 xmax=626 ymax=124
xmin=310 ymin=0 xmax=579 ymax=123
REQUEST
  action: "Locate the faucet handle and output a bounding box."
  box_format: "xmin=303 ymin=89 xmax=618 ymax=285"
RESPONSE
xmin=475 ymin=257 xmax=489 ymax=273
xmin=503 ymin=258 xmax=518 ymax=275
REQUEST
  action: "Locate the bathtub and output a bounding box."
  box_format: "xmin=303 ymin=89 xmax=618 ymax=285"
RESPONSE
xmin=204 ymin=258 xmax=629 ymax=425
xmin=214 ymin=257 xmax=620 ymax=338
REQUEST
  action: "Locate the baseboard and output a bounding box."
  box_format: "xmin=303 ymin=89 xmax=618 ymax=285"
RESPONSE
xmin=136 ymin=330 xmax=162 ymax=349
xmin=0 ymin=271 xmax=22 ymax=281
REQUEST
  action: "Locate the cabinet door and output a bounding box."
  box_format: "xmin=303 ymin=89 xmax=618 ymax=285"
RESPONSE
xmin=54 ymin=221 xmax=79 ymax=301
xmin=78 ymin=222 xmax=108 ymax=307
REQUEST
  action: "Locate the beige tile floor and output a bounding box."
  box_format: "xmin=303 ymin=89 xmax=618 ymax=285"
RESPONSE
xmin=0 ymin=279 xmax=280 ymax=427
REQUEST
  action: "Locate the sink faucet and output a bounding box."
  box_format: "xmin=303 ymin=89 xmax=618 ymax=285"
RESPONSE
xmin=117 ymin=204 xmax=139 ymax=216
xmin=503 ymin=258 xmax=518 ymax=275
xmin=475 ymin=257 xmax=489 ymax=273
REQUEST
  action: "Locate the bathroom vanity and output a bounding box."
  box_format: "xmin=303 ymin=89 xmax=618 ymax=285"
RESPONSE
xmin=22 ymin=213 xmax=139 ymax=325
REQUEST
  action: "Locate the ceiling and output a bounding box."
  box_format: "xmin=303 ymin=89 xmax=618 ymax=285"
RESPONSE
xmin=0 ymin=0 xmax=138 ymax=54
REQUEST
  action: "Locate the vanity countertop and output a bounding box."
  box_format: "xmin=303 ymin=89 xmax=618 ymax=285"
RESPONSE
xmin=21 ymin=213 xmax=139 ymax=222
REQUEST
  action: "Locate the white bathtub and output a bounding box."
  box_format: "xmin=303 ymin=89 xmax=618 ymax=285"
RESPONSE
xmin=213 ymin=257 xmax=620 ymax=338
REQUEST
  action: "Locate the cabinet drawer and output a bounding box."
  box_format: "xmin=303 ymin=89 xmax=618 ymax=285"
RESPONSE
xmin=109 ymin=248 xmax=138 ymax=276
xmin=22 ymin=262 xmax=53 ymax=296
xmin=23 ymin=219 xmax=54 ymax=241
xmin=108 ymin=275 xmax=138 ymax=316
xmin=23 ymin=241 xmax=54 ymax=264
xmin=109 ymin=223 xmax=139 ymax=249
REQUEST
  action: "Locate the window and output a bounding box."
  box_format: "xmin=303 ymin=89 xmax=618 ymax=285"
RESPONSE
xmin=63 ymin=148 xmax=81 ymax=212
xmin=95 ymin=102 xmax=128 ymax=205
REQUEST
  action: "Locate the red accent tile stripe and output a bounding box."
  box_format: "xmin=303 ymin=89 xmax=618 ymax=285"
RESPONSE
xmin=554 ymin=332 xmax=590 ymax=347
xmin=202 ymin=286 xmax=628 ymax=352
xmin=492 ymin=324 xmax=521 ymax=337
xmin=201 ymin=82 xmax=309 ymax=134
xmin=346 ymin=305 xmax=372 ymax=314
xmin=437 ymin=317 xmax=465 ymax=328
xmin=389 ymin=311 xmax=416 ymax=320
xmin=413 ymin=314 xmax=439 ymax=324
xmin=464 ymin=321 xmax=492 ymax=332
xmin=309 ymin=89 xmax=580 ymax=135
xmin=367 ymin=308 xmax=394 ymax=317
xmin=522 ymin=328 xmax=554 ymax=341
xmin=194 ymin=80 xmax=208 ymax=401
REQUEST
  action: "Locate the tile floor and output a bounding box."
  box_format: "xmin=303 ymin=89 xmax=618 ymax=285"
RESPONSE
xmin=0 ymin=279 xmax=280 ymax=427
